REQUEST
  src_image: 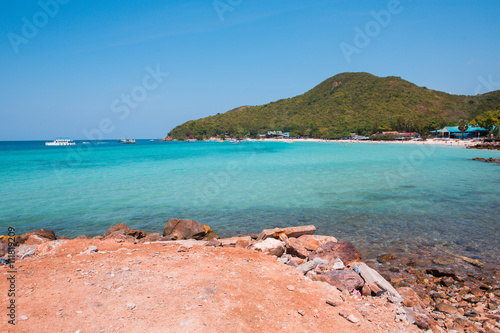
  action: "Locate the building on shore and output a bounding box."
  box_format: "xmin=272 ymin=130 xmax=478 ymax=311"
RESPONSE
xmin=431 ymin=126 xmax=493 ymax=139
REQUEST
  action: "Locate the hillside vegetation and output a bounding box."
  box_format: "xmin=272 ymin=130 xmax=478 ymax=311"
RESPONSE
xmin=168 ymin=72 xmax=500 ymax=140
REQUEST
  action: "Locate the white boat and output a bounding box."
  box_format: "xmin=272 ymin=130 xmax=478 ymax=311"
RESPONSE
xmin=45 ymin=138 xmax=76 ymax=146
xmin=120 ymin=138 xmax=136 ymax=144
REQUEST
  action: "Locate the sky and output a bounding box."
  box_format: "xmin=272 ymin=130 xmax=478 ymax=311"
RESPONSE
xmin=1 ymin=0 xmax=499 ymax=140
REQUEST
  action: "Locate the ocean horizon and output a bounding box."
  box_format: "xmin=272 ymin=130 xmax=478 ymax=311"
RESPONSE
xmin=1 ymin=140 xmax=499 ymax=267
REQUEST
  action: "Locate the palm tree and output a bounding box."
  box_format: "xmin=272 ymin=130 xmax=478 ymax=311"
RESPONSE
xmin=458 ymin=120 xmax=469 ymax=140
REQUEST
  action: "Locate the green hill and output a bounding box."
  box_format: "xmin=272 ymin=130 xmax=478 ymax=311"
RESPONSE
xmin=168 ymin=72 xmax=500 ymax=140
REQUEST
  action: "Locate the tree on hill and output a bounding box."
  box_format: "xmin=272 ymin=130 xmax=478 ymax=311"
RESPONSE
xmin=458 ymin=120 xmax=469 ymax=140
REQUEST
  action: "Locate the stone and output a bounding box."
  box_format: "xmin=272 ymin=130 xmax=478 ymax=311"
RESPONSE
xmin=441 ymin=276 xmax=455 ymax=287
xmin=287 ymin=285 xmax=295 ymax=291
xmin=257 ymin=225 xmax=316 ymax=241
xmin=23 ymin=234 xmax=50 ymax=245
xmin=297 ymin=235 xmax=322 ymax=251
xmin=377 ymin=253 xmax=396 ymax=263
xmin=163 ymin=218 xmax=219 ymax=241
xmin=297 ymin=309 xmax=305 ymax=316
xmin=472 ymin=157 xmax=485 ymax=161
xmin=310 ymin=270 xmax=364 ymax=291
xmin=331 ymin=258 xmax=345 ymax=270
xmin=75 ymin=235 xmax=90 ymax=239
xmin=296 ymin=260 xmax=318 ymax=274
xmin=103 ymin=223 xmax=145 ymax=239
xmin=312 ymin=257 xmax=329 ymax=265
xmin=286 ymin=237 xmax=309 ymax=258
xmin=249 ymin=238 xmax=285 ymax=257
xmin=21 ymin=229 xmax=57 ymax=242
xmin=308 ymin=241 xmax=362 ymax=265
xmin=357 ymin=262 xmax=402 ymax=301
xmin=127 ymin=303 xmax=137 ymax=310
xmin=235 ymin=236 xmax=252 ymax=249
xmin=205 ymin=239 xmax=222 ymax=247
xmin=397 ymin=287 xmax=439 ymax=331
xmin=103 ymin=233 xmax=136 ymax=243
xmin=426 ymin=267 xmax=456 ymax=278
xmin=137 ymin=233 xmax=161 ymax=243
xmin=435 ymin=302 xmax=458 ymax=314
xmin=339 ymin=311 xmax=359 ymax=323
xmin=20 ymin=315 xmax=28 ymax=320
xmin=289 ymin=257 xmax=305 ymax=265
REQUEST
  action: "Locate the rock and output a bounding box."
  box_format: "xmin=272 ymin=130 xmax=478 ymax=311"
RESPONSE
xmin=339 ymin=311 xmax=359 ymax=323
xmin=103 ymin=233 xmax=136 ymax=243
xmin=137 ymin=232 xmax=161 ymax=243
xmin=22 ymin=229 xmax=57 ymax=240
xmin=435 ymin=302 xmax=458 ymax=314
xmin=277 ymin=254 xmax=291 ymax=264
xmin=296 ymin=260 xmax=318 ymax=274
xmin=289 ymin=257 xmax=305 ymax=265
xmin=250 ymin=238 xmax=285 ymax=257
xmin=426 ymin=267 xmax=456 ymax=278
xmin=257 ymin=225 xmax=316 ymax=241
xmin=297 ymin=235 xmax=322 ymax=251
xmin=103 ymin=223 xmax=145 ymax=240
xmin=287 ymin=285 xmax=295 ymax=291
xmin=377 ymin=253 xmax=396 ymax=263
xmin=356 ymin=262 xmax=402 ymax=301
xmin=313 ymin=257 xmax=329 ymax=265
xmin=308 ymin=242 xmax=362 ymax=265
xmin=286 ymin=237 xmax=309 ymax=259
xmin=331 ymin=258 xmax=345 ymax=270
xmin=397 ymin=287 xmax=439 ymax=331
xmin=205 ymin=239 xmax=222 ymax=247
xmin=127 ymin=303 xmax=137 ymax=310
xmin=20 ymin=315 xmax=28 ymax=320
xmin=297 ymin=309 xmax=305 ymax=316
xmin=163 ymin=219 xmax=219 ymax=241
xmin=235 ymin=236 xmax=252 ymax=249
xmin=177 ymin=245 xmax=191 ymax=253
xmin=75 ymin=235 xmax=90 ymax=239
xmin=441 ymin=276 xmax=455 ymax=287
xmin=310 ymin=270 xmax=364 ymax=291
xmin=23 ymin=234 xmax=50 ymax=245
xmin=472 ymin=157 xmax=486 ymax=161
xmin=485 ymin=157 xmax=500 ymax=163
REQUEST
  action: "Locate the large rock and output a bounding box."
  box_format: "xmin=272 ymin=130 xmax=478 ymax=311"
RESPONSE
xmin=308 ymin=241 xmax=362 ymax=264
xmin=356 ymin=262 xmax=402 ymax=301
xmin=286 ymin=237 xmax=309 ymax=258
xmin=19 ymin=229 xmax=57 ymax=244
xmin=163 ymin=219 xmax=219 ymax=241
xmin=137 ymin=233 xmax=161 ymax=243
xmin=219 ymin=236 xmax=251 ymax=247
xmin=250 ymin=238 xmax=285 ymax=257
xmin=257 ymin=225 xmax=316 ymax=241
xmin=104 ymin=223 xmax=145 ymax=239
xmin=397 ymin=287 xmax=440 ymax=331
xmin=310 ymin=270 xmax=364 ymax=291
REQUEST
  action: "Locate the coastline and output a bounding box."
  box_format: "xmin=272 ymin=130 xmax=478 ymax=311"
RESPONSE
xmin=2 ymin=221 xmax=499 ymax=332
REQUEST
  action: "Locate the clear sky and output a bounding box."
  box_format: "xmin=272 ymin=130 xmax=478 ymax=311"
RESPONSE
xmin=1 ymin=0 xmax=499 ymax=140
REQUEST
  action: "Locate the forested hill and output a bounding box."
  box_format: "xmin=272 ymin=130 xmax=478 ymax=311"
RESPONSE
xmin=168 ymin=72 xmax=500 ymax=139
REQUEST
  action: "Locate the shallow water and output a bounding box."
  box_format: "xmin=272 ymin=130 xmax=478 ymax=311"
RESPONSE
xmin=1 ymin=140 xmax=499 ymax=266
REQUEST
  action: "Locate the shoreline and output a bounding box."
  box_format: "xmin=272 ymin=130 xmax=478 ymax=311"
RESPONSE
xmin=2 ymin=220 xmax=499 ymax=331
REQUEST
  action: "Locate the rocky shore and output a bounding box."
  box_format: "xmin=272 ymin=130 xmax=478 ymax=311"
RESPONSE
xmin=2 ymin=219 xmax=499 ymax=332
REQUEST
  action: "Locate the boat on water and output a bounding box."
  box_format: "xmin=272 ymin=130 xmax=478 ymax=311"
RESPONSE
xmin=120 ymin=138 xmax=136 ymax=144
xmin=229 ymin=139 xmax=242 ymax=144
xmin=45 ymin=138 xmax=76 ymax=146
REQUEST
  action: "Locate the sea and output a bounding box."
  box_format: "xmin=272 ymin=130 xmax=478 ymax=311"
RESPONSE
xmin=1 ymin=140 xmax=499 ymax=267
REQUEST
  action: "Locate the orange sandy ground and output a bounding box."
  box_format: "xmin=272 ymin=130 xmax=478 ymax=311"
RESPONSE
xmin=1 ymin=239 xmax=421 ymax=333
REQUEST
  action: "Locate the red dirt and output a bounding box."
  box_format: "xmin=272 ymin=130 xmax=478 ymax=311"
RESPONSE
xmin=1 ymin=239 xmax=422 ymax=333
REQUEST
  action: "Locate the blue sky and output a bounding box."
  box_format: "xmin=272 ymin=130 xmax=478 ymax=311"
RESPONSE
xmin=1 ymin=0 xmax=499 ymax=140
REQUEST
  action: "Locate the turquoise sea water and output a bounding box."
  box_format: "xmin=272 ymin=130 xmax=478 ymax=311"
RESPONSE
xmin=1 ymin=140 xmax=499 ymax=265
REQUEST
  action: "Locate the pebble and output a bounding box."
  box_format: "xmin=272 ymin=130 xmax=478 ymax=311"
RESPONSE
xmin=127 ymin=303 xmax=137 ymax=310
xmin=20 ymin=315 xmax=28 ymax=321
xmin=286 ymin=285 xmax=295 ymax=291
xmin=297 ymin=309 xmax=305 ymax=316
